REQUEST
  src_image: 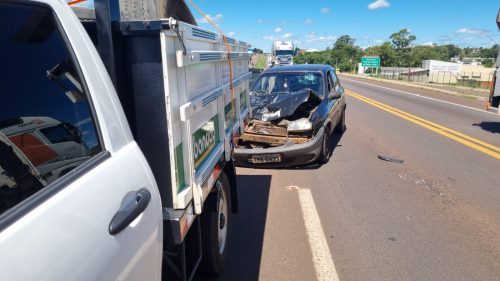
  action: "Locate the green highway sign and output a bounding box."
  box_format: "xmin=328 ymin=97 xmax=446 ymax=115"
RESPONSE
xmin=361 ymin=57 xmax=381 ymax=67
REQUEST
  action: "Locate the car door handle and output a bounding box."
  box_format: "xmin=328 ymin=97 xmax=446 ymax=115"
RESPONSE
xmin=109 ymin=188 xmax=151 ymax=235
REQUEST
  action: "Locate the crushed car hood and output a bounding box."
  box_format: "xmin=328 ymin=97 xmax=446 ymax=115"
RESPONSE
xmin=250 ymin=89 xmax=322 ymax=121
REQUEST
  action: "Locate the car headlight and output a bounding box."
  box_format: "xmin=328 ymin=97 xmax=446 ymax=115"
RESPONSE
xmin=287 ymin=118 xmax=312 ymax=132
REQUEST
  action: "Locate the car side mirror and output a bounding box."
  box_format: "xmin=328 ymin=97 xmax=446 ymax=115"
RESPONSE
xmin=328 ymin=92 xmax=341 ymax=100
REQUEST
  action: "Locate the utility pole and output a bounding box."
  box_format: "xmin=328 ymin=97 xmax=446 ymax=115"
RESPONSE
xmin=408 ymin=44 xmax=413 ymax=82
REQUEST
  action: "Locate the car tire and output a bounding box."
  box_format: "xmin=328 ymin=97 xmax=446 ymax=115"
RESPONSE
xmin=334 ymin=107 xmax=346 ymax=134
xmin=199 ymin=172 xmax=231 ymax=277
xmin=319 ymin=128 xmax=331 ymax=164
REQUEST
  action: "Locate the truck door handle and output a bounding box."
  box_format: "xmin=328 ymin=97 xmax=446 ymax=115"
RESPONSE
xmin=109 ymin=188 xmax=151 ymax=235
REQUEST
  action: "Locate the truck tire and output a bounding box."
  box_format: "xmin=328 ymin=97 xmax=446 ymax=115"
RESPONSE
xmin=334 ymin=107 xmax=346 ymax=134
xmin=199 ymin=172 xmax=231 ymax=277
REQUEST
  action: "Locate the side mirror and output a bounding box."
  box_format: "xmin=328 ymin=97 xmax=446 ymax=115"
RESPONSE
xmin=328 ymin=92 xmax=341 ymax=100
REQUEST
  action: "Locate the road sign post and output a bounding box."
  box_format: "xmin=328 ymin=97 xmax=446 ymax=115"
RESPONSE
xmin=361 ymin=56 xmax=381 ymax=67
xmin=361 ymin=57 xmax=381 ymax=76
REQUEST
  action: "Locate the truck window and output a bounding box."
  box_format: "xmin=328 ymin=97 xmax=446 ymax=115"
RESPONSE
xmin=0 ymin=2 xmax=102 ymax=215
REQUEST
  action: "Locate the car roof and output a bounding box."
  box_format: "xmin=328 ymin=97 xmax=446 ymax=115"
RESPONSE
xmin=263 ymin=64 xmax=332 ymax=74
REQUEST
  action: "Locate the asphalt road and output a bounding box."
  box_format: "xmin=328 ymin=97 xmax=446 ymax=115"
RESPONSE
xmin=198 ymin=76 xmax=500 ymax=281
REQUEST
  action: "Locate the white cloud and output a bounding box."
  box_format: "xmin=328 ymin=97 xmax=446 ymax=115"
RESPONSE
xmin=263 ymin=33 xmax=293 ymax=41
xmin=228 ymin=31 xmax=235 ymax=36
xmin=422 ymin=42 xmax=435 ymax=46
xmin=304 ymin=19 xmax=313 ymax=25
xmin=256 ymin=19 xmax=263 ymax=24
xmin=198 ymin=14 xmax=223 ymax=24
xmin=320 ymin=7 xmax=331 ymax=14
xmin=263 ymin=35 xmax=278 ymax=40
xmin=455 ymin=28 xmax=488 ymax=35
xmin=305 ymin=35 xmax=337 ymax=43
xmin=368 ymin=0 xmax=390 ymax=10
xmin=274 ymin=27 xmax=282 ymax=32
xmin=306 ymin=32 xmax=316 ymax=39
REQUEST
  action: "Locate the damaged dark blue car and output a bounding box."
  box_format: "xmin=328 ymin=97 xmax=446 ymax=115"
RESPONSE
xmin=234 ymin=64 xmax=346 ymax=167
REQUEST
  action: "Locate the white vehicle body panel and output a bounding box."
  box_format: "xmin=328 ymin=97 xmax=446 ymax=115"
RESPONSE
xmin=159 ymin=22 xmax=250 ymax=212
xmin=0 ymin=0 xmax=163 ymax=280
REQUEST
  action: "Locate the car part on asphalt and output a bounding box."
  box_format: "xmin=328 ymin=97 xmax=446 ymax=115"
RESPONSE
xmin=377 ymin=155 xmax=404 ymax=163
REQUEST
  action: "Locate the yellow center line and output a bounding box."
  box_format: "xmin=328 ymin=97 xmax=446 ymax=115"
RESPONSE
xmin=346 ymin=90 xmax=500 ymax=160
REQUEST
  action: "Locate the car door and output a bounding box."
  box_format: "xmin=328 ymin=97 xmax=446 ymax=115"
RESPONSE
xmin=327 ymin=69 xmax=343 ymax=127
xmin=0 ymin=1 xmax=162 ymax=280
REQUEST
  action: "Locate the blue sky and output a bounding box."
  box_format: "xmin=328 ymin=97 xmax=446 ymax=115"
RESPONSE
xmin=74 ymin=0 xmax=499 ymax=52
xmin=191 ymin=0 xmax=500 ymax=51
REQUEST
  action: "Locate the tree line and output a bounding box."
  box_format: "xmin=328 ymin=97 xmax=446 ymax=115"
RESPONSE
xmin=294 ymin=29 xmax=499 ymax=72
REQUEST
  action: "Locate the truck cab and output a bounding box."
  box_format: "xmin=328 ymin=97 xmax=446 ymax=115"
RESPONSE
xmin=272 ymin=41 xmax=294 ymax=66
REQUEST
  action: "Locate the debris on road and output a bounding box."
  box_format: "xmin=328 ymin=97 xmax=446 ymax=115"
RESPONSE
xmin=377 ymin=155 xmax=404 ymax=163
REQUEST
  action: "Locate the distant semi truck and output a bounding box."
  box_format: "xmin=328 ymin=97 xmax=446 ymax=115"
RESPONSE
xmin=272 ymin=41 xmax=294 ymax=66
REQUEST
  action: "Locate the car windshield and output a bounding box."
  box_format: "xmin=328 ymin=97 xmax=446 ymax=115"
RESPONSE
xmin=251 ymin=72 xmax=323 ymax=95
xmin=276 ymin=50 xmax=293 ymax=56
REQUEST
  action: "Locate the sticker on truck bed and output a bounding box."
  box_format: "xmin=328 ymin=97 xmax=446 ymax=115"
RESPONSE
xmin=174 ymin=144 xmax=186 ymax=193
xmin=193 ymin=115 xmax=220 ymax=170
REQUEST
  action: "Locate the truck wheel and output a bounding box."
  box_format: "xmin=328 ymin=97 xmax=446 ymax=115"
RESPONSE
xmin=319 ymin=128 xmax=331 ymax=164
xmin=200 ymin=172 xmax=231 ymax=277
xmin=334 ymin=107 xmax=346 ymax=134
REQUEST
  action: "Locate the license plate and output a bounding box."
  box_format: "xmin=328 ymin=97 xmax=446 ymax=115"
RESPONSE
xmin=249 ymin=154 xmax=282 ymax=164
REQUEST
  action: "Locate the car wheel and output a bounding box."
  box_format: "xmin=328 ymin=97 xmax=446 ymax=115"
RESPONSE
xmin=319 ymin=129 xmax=331 ymax=164
xmin=334 ymin=107 xmax=346 ymax=134
xmin=199 ymin=172 xmax=231 ymax=277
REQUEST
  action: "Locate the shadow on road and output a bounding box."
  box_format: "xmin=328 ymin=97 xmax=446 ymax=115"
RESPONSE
xmin=472 ymin=122 xmax=500 ymax=134
xmin=195 ymin=174 xmax=272 ymax=281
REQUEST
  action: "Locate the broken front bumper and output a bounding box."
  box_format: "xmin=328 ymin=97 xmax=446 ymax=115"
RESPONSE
xmin=234 ymin=127 xmax=325 ymax=167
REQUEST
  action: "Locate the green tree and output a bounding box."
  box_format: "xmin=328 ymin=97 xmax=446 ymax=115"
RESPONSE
xmin=331 ymin=35 xmax=362 ymax=72
xmin=389 ymin=29 xmax=416 ymax=66
xmin=390 ymin=29 xmax=416 ymax=49
xmin=252 ymin=48 xmax=263 ymax=54
xmin=479 ymin=45 xmax=498 ymax=59
xmin=334 ymin=35 xmax=356 ymax=49
xmin=435 ymin=44 xmax=461 ymax=61
xmin=294 ymin=46 xmax=301 ymax=55
xmin=364 ymin=42 xmax=397 ymax=67
xmin=410 ymin=46 xmax=440 ymax=67
xmin=482 ymin=58 xmax=494 ymax=67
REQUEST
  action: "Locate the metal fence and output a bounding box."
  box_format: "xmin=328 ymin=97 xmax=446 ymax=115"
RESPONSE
xmin=372 ymin=71 xmax=494 ymax=89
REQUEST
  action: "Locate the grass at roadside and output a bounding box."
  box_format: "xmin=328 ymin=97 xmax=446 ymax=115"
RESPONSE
xmin=255 ymin=54 xmax=267 ymax=69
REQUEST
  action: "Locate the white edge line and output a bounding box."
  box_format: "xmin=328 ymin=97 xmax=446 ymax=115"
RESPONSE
xmin=298 ymin=188 xmax=340 ymax=281
xmin=341 ymin=77 xmax=498 ymax=116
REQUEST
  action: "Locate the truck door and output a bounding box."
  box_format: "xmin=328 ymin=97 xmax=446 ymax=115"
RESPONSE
xmin=0 ymin=1 xmax=162 ymax=280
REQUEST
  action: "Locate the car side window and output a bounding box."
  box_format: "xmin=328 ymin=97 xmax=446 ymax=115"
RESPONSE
xmin=0 ymin=2 xmax=102 ymax=216
xmin=326 ymin=71 xmax=334 ymax=93
xmin=329 ymin=70 xmax=342 ymax=93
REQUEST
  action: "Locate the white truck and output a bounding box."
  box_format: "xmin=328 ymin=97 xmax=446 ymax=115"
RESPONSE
xmin=0 ymin=0 xmax=250 ymax=280
xmin=488 ymin=8 xmax=500 ymax=114
xmin=272 ymin=41 xmax=294 ymax=66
